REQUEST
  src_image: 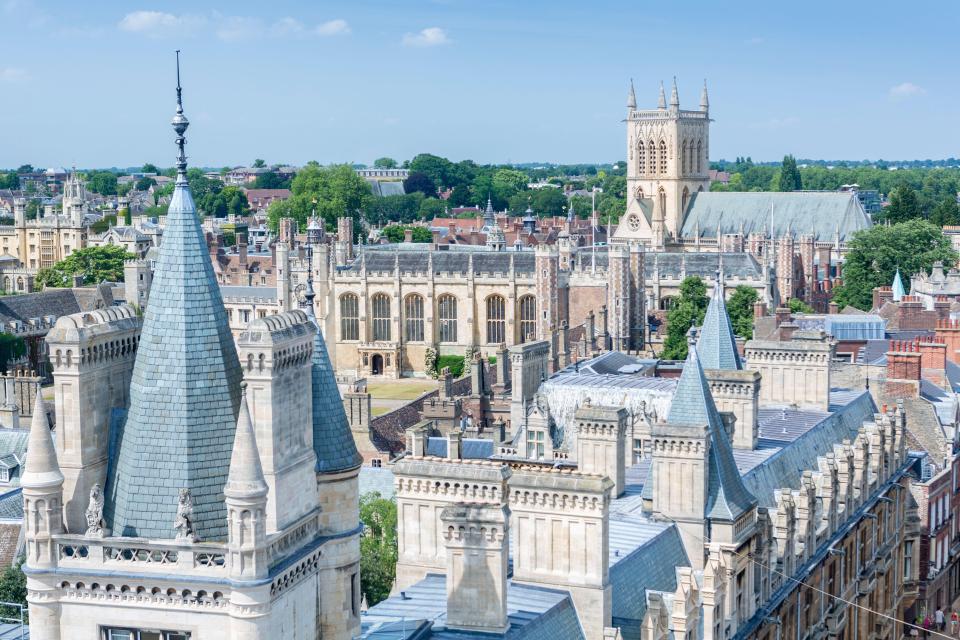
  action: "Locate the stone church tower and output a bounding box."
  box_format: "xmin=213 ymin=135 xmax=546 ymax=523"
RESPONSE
xmin=621 ymin=79 xmax=711 ymax=249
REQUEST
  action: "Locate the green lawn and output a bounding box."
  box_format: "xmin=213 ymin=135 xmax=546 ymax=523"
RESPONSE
xmin=366 ymin=380 xmax=436 ymax=400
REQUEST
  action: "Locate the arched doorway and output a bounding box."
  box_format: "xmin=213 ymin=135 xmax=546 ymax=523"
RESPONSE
xmin=371 ymin=354 xmax=384 ymax=376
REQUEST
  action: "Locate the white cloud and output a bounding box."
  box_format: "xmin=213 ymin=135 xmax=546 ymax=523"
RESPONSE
xmin=118 ymin=11 xmax=203 ymax=37
xmin=889 ymin=82 xmax=926 ymax=99
xmin=0 ymin=68 xmax=26 ymax=82
xmin=270 ymin=17 xmax=304 ymax=37
xmin=316 ymin=18 xmax=350 ymax=36
xmin=216 ymin=15 xmax=262 ymax=42
xmin=402 ymin=27 xmax=450 ymax=47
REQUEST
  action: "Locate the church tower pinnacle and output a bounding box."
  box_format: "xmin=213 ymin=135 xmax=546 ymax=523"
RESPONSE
xmin=657 ymin=81 xmax=667 ymax=109
xmin=627 ymin=78 xmax=637 ymax=109
xmin=700 ymin=79 xmax=709 ymax=112
xmin=669 ymin=76 xmax=680 ymax=109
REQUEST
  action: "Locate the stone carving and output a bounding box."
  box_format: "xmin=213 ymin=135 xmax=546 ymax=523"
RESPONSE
xmin=174 ymin=488 xmax=199 ymax=543
xmin=84 ymin=484 xmax=105 ymax=538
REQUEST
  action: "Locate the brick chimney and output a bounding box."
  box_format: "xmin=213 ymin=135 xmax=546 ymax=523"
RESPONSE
xmin=774 ymin=307 xmax=792 ymax=327
xmin=935 ymin=319 xmax=960 ymax=365
xmin=872 ymin=286 xmax=893 ymax=311
xmin=934 ymin=296 xmax=951 ymax=321
xmin=885 ymin=340 xmax=921 ymax=398
xmin=403 ymin=228 xmax=413 ymax=243
xmin=828 ymin=302 xmax=839 ymax=315
xmin=898 ymin=295 xmax=925 ymax=330
xmin=753 ymin=300 xmax=768 ymax=320
xmin=238 ymin=232 xmax=248 ymax=265
xmin=918 ymin=338 xmax=947 ymax=389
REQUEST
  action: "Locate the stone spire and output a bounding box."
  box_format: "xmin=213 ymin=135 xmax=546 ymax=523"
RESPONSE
xmin=105 ymin=53 xmax=243 ymax=540
xmin=483 ymin=196 xmax=495 ymax=231
xmin=627 ymin=78 xmax=637 ymax=109
xmin=657 ymin=81 xmax=667 ymax=109
xmin=21 ymin=389 xmax=62 ymax=490
xmin=700 ymin=79 xmax=709 ymax=111
xmin=669 ymin=77 xmax=680 ymax=108
xmin=224 ymin=384 xmax=268 ymax=500
xmin=892 ymin=268 xmax=906 ymax=302
xmin=697 ymin=269 xmax=743 ymax=371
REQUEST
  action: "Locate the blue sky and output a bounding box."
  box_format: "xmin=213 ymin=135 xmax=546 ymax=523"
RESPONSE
xmin=1 ymin=0 xmax=958 ymax=168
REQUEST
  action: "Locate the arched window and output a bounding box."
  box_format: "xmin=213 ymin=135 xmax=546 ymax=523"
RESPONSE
xmin=371 ymin=293 xmax=391 ymax=341
xmin=696 ymin=140 xmax=703 ymax=173
xmin=518 ymin=296 xmax=537 ymax=342
xmin=648 ymin=140 xmax=657 ymax=175
xmin=681 ymin=141 xmax=687 ymax=175
xmin=659 ymin=140 xmax=668 ymax=175
xmin=486 ymin=295 xmax=506 ymax=344
xmin=340 ymin=294 xmax=359 ymax=341
xmin=437 ymin=295 xmax=458 ymax=343
xmin=404 ymin=294 xmax=424 ymax=342
xmin=636 ymin=141 xmax=646 ymax=176
xmin=682 ymin=187 xmax=690 ymax=214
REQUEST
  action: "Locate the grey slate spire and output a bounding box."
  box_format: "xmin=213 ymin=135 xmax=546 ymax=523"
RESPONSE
xmin=696 ymin=269 xmax=743 ymax=371
xmin=224 ymin=384 xmax=268 ymax=500
xmin=627 ymin=78 xmax=637 ymax=109
xmin=105 ymin=53 xmax=243 ymax=540
xmin=892 ymin=268 xmax=906 ymax=302
xmin=667 ymin=340 xmax=756 ymax=522
xmin=303 ymin=225 xmax=362 ymax=474
xmin=21 ymin=390 xmax=62 ymax=490
xmin=657 ymin=81 xmax=666 ymax=109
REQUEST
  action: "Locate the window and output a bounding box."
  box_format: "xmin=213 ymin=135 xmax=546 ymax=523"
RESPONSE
xmin=371 ymin=293 xmax=391 ymax=341
xmin=637 ymin=141 xmax=646 ymax=175
xmin=659 ymin=140 xmax=667 ymax=175
xmin=526 ymin=429 xmax=545 ymax=459
xmin=340 ymin=293 xmax=359 ymax=341
xmin=486 ymin=295 xmax=505 ymax=344
xmin=438 ymin=295 xmax=458 ymax=343
xmin=633 ymin=438 xmax=644 ymax=464
xmin=518 ymin=296 xmax=536 ymax=343
xmin=103 ymin=629 xmax=190 ymax=640
xmin=371 ymin=459 xmax=382 ymax=468
xmin=404 ymin=294 xmax=424 ymax=342
xmin=696 ymin=140 xmax=703 ymax=173
xmin=681 ymin=140 xmax=687 ymax=174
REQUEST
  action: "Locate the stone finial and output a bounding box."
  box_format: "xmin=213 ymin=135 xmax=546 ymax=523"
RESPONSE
xmin=627 ymin=78 xmax=637 ymax=109
xmin=224 ymin=383 xmax=268 ymax=501
xmin=669 ymin=76 xmax=680 ymax=108
xmin=84 ymin=483 xmax=105 ymax=538
xmin=658 ymin=81 xmax=667 ymax=109
xmin=174 ymin=488 xmax=199 ymax=543
xmin=21 ymin=387 xmax=63 ymax=490
xmin=700 ymin=79 xmax=709 ymax=111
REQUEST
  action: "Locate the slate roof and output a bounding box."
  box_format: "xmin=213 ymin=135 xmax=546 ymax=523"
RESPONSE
xmin=608 ymin=515 xmax=689 ymax=638
xmin=0 ymin=431 xmax=27 ymax=485
xmin=0 ymin=286 xmax=113 ymax=328
xmin=310 ymin=315 xmax=362 ymax=474
xmin=666 ymin=345 xmax=756 ymax=521
xmin=697 ymin=278 xmax=743 ymax=370
xmin=358 ymin=466 xmax=396 ymax=499
xmin=345 ymin=246 xmax=536 ymax=276
xmin=647 ymin=251 xmax=764 ymax=280
xmin=105 ymin=169 xmax=243 ymax=541
xmin=679 ymin=191 xmax=871 ymax=242
xmin=363 ymin=573 xmax=585 ymax=640
xmin=220 ymin=285 xmax=278 ymax=301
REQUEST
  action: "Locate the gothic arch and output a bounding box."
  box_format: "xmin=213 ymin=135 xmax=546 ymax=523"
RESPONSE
xmin=658 ymin=187 xmax=667 ymax=220
xmin=681 ymin=140 xmax=688 ymax=175
xmin=634 ymin=186 xmax=645 ymax=200
xmin=658 ymin=140 xmax=668 ymax=176
xmin=696 ymin=139 xmax=703 ymax=173
xmin=682 ymin=187 xmax=690 ymax=214
xmin=636 ymin=140 xmax=646 ymax=176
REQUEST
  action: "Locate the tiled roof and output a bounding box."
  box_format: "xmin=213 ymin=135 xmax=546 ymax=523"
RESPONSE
xmin=666 ymin=345 xmax=756 ymax=521
xmin=105 ymin=173 xmax=243 ymax=541
xmin=697 ymin=278 xmax=743 ymax=370
xmin=363 ymin=573 xmax=585 ymax=640
xmin=310 ymin=319 xmax=362 ymax=474
xmin=0 ymin=286 xmax=113 ymax=328
xmin=679 ymin=191 xmax=871 ymax=242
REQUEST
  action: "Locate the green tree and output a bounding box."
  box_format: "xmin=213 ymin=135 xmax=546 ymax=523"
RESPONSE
xmin=787 ymin=298 xmax=815 ymax=314
xmin=0 ymin=172 xmax=17 ymax=189
xmin=135 ymin=176 xmax=156 ymax=192
xmin=359 ymin=493 xmax=397 ymax=607
xmin=403 ymin=171 xmax=437 ymax=197
xmin=726 ymin=285 xmax=759 ymax=339
xmin=833 ymin=219 xmax=958 ymax=310
xmin=878 ymin=186 xmax=922 ymax=224
xmin=0 ymin=557 xmax=26 ymax=622
xmin=532 ymin=188 xmax=568 ymax=217
xmin=266 ymin=163 xmax=372 ymax=232
xmin=251 ymin=171 xmax=290 ymax=190
xmin=418 ymin=197 xmax=446 ymax=219
xmin=661 ymin=277 xmax=709 ymax=360
xmin=373 ymin=157 xmax=398 ymax=169
xmin=381 ymin=225 xmax=431 ymax=243
xmin=930 ymin=198 xmax=960 ymax=227
xmin=15 ymin=165 xmax=33 ymax=174
xmin=0 ymin=334 xmax=26 ymax=374
xmin=35 ymin=245 xmax=137 ymax=289
xmin=252 ymin=158 xmax=266 ymax=168
xmin=141 ymin=163 xmax=159 ymax=174
xmin=777 ymin=155 xmax=802 ymax=192
xmin=86 ymin=172 xmax=118 ymax=196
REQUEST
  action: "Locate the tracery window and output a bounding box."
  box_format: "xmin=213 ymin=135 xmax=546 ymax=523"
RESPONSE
xmin=518 ymin=295 xmax=537 ymax=343
xmin=340 ymin=293 xmax=359 ymax=341
xmin=696 ymin=139 xmax=703 ymax=173
xmin=437 ymin=295 xmax=458 ymax=343
xmin=404 ymin=294 xmax=424 ymax=342
xmin=486 ymin=295 xmax=505 ymax=344
xmin=659 ymin=140 xmax=668 ymax=175
xmin=371 ymin=293 xmax=391 ymax=341
xmin=636 ymin=141 xmax=646 ymax=175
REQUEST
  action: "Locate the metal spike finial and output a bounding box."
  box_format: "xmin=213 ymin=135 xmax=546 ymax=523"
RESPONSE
xmin=303 ymin=220 xmax=317 ymax=317
xmin=171 ymin=50 xmax=190 ymax=180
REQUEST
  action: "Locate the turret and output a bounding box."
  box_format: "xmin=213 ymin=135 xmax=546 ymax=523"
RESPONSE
xmin=657 ymin=81 xmax=667 ymax=109
xmin=22 ymin=389 xmax=64 ymax=568
xmin=225 ymin=383 xmax=269 ymax=580
xmin=669 ymin=77 xmax=680 ymax=110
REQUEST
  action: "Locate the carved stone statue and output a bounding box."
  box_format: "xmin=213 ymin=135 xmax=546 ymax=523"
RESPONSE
xmin=174 ymin=488 xmax=198 ymax=543
xmin=84 ymin=484 xmax=105 ymax=538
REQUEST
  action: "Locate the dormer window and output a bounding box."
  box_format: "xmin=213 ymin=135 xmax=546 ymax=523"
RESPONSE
xmin=526 ymin=429 xmax=545 ymax=459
